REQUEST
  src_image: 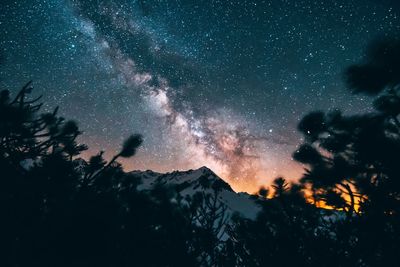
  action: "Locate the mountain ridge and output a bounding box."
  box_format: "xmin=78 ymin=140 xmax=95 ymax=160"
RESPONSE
xmin=130 ymin=166 xmax=261 ymax=220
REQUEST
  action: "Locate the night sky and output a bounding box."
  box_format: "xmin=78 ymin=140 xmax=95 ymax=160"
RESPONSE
xmin=1 ymin=0 xmax=399 ymax=192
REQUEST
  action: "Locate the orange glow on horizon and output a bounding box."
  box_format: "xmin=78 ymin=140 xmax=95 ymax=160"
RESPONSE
xmin=80 ymin=146 xmax=364 ymax=213
xmin=79 ymin=140 xmax=302 ymax=194
xmin=303 ymin=184 xmax=363 ymax=213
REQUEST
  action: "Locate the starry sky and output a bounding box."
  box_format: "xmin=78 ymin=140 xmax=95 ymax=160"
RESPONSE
xmin=1 ymin=0 xmax=400 ymax=192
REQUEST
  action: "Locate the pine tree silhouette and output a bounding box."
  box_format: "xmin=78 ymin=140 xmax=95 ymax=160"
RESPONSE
xmin=0 ymin=82 xmax=200 ymax=266
xmin=271 ymin=177 xmax=289 ymax=198
xmin=292 ymin=37 xmax=400 ymax=266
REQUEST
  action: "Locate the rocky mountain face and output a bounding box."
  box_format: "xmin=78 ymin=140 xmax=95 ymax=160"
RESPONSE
xmin=130 ymin=166 xmax=261 ymax=220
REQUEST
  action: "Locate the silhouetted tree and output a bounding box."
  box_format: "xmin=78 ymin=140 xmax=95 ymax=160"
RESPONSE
xmin=293 ymin=37 xmax=400 ymax=266
xmin=0 ymin=82 xmax=200 ymax=267
xmin=185 ymin=178 xmax=230 ymax=266
xmin=228 ymin=184 xmax=336 ymax=267
xmin=257 ymin=186 xmax=269 ymax=198
xmin=271 ymin=177 xmax=289 ymax=198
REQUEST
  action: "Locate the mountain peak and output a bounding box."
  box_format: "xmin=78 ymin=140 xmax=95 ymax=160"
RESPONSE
xmin=193 ymin=166 xmax=216 ymax=175
xmin=132 ymin=167 xmax=261 ymax=220
xmin=198 ymin=165 xmax=212 ymax=171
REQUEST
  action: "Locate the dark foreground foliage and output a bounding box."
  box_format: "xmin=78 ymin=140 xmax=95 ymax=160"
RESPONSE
xmin=0 ymin=39 xmax=399 ymax=267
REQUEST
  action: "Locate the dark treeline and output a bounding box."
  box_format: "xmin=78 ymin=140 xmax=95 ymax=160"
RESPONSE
xmin=0 ymin=40 xmax=399 ymax=266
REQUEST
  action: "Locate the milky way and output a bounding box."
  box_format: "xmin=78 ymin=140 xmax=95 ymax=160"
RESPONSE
xmin=1 ymin=0 xmax=400 ymax=192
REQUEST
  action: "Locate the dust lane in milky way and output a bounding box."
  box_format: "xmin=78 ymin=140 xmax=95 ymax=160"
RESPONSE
xmin=1 ymin=0 xmax=399 ymax=192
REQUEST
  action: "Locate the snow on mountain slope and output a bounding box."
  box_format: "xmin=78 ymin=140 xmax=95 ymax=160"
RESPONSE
xmin=131 ymin=166 xmax=261 ymax=220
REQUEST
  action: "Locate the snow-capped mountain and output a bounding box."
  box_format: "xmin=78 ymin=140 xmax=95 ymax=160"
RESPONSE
xmin=130 ymin=166 xmax=261 ymax=220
